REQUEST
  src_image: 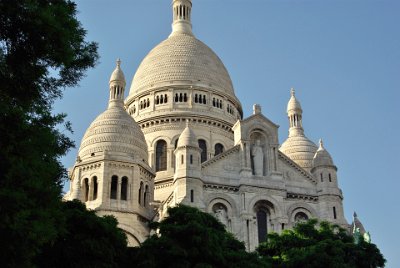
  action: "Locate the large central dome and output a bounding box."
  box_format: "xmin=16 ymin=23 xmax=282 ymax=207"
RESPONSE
xmin=128 ymin=33 xmax=235 ymax=99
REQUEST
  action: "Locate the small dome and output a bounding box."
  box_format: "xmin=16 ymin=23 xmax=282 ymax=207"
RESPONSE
xmin=128 ymin=34 xmax=237 ymax=102
xmin=78 ymin=105 xmax=148 ymax=162
xmin=109 ymin=59 xmax=126 ymax=86
xmin=177 ymin=123 xmax=198 ymax=148
xmin=287 ymin=88 xmax=302 ymax=113
xmin=313 ymin=139 xmax=334 ymax=167
xmin=280 ymin=135 xmax=318 ymax=170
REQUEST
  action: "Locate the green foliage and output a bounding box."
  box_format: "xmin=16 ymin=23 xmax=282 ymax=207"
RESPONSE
xmin=257 ymin=219 xmax=386 ymax=268
xmin=35 ymin=200 xmax=128 ymax=268
xmin=132 ymin=204 xmax=265 ymax=268
xmin=0 ymin=0 xmax=98 ymax=266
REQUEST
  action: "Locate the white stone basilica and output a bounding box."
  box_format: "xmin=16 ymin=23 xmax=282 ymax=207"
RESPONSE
xmin=65 ymin=0 xmax=348 ymax=250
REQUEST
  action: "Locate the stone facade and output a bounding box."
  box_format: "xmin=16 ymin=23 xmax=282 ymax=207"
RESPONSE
xmin=65 ymin=0 xmax=348 ymax=250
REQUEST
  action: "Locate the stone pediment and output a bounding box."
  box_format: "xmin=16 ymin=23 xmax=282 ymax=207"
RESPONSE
xmin=201 ymin=145 xmax=242 ymax=178
xmin=278 ymin=151 xmax=317 ymax=185
xmin=233 ymin=112 xmax=279 ymax=145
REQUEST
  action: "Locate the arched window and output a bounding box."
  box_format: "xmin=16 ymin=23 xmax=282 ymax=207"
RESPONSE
xmin=121 ymin=176 xmax=128 ymax=201
xmin=214 ymin=143 xmax=224 ymax=156
xmin=138 ymin=181 xmax=143 ymax=205
xmin=257 ymin=210 xmax=268 ymax=243
xmin=92 ymin=176 xmax=98 ymax=200
xmin=144 ymin=185 xmax=149 ymax=207
xmin=294 ymin=212 xmax=308 ymax=222
xmin=198 ymin=139 xmax=207 ymax=163
xmin=83 ymin=178 xmax=89 ymax=202
xmin=156 ymin=140 xmax=167 ymax=171
xmin=329 ymin=173 xmax=332 ymax=182
xmin=110 ymin=175 xmax=118 ymax=199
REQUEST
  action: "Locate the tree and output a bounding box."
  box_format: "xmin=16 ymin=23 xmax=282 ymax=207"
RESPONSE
xmin=35 ymin=200 xmax=128 ymax=268
xmin=132 ymin=204 xmax=265 ymax=268
xmin=0 ymin=0 xmax=98 ymax=266
xmin=257 ymin=219 xmax=386 ymax=268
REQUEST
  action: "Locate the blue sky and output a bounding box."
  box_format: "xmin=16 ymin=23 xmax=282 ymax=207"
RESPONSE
xmin=56 ymin=1 xmax=399 ymax=266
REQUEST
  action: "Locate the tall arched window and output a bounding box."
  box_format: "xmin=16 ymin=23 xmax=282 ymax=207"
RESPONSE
xmin=257 ymin=210 xmax=268 ymax=243
xmin=121 ymin=177 xmax=128 ymax=201
xmin=214 ymin=143 xmax=224 ymax=156
xmin=156 ymin=140 xmax=167 ymax=171
xmin=92 ymin=176 xmax=98 ymax=200
xmin=110 ymin=175 xmax=118 ymax=200
xmin=198 ymin=139 xmax=207 ymax=163
xmin=144 ymin=185 xmax=149 ymax=207
xmin=83 ymin=178 xmax=89 ymax=202
xmin=138 ymin=182 xmax=143 ymax=205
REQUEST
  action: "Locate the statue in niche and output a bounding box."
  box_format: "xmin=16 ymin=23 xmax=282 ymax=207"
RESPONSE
xmin=251 ymin=139 xmax=264 ymax=176
xmin=214 ymin=204 xmax=228 ymax=226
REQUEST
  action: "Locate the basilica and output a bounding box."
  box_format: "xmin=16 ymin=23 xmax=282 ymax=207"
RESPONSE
xmin=64 ymin=0 xmax=348 ymax=250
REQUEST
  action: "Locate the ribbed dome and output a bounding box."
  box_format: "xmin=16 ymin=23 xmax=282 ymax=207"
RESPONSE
xmin=177 ymin=124 xmax=198 ymax=148
xmin=312 ymin=139 xmax=334 ymax=167
xmin=129 ymin=33 xmax=236 ymax=100
xmin=78 ymin=105 xmax=148 ymax=162
xmin=280 ymin=136 xmax=318 ymax=170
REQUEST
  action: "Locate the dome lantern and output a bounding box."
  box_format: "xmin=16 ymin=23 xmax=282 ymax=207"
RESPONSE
xmin=280 ymin=89 xmax=317 ymax=171
xmin=109 ymin=59 xmax=126 ymax=107
xmin=171 ymin=0 xmax=193 ymax=36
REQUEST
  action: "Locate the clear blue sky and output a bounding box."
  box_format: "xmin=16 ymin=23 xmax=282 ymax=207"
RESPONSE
xmin=55 ymin=0 xmax=400 ymax=266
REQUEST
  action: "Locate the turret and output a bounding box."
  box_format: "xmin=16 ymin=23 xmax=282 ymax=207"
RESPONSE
xmin=173 ymin=121 xmax=204 ymax=207
xmin=311 ymin=139 xmax=346 ymax=225
xmin=108 ymin=59 xmax=126 ymax=107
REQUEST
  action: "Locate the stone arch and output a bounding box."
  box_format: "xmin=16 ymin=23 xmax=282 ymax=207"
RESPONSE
xmin=206 ymin=194 xmax=237 ymax=231
xmin=287 ymin=202 xmax=317 ymax=225
xmin=150 ymin=136 xmax=172 ymax=148
xmin=118 ymin=223 xmax=146 ymax=247
xmin=206 ymin=193 xmax=238 ymax=217
xmin=248 ymin=195 xmax=283 ymax=218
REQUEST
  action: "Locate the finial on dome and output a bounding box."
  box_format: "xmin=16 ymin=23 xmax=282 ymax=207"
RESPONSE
xmin=116 ymin=58 xmax=121 ymax=67
xmin=319 ymin=138 xmax=324 ymax=149
xmin=290 ymin=87 xmax=295 ymax=97
xmin=185 ymin=119 xmax=190 ymax=127
xmin=353 ymin=211 xmax=358 ymax=218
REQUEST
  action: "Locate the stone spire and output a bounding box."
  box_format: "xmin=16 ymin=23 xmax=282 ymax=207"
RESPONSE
xmin=171 ymin=0 xmax=193 ymax=36
xmin=287 ymin=88 xmax=304 ymax=137
xmin=108 ymin=59 xmax=126 ymax=107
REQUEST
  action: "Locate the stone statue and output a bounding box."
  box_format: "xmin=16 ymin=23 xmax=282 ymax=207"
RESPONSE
xmin=214 ymin=206 xmax=228 ymax=226
xmin=251 ymin=139 xmax=264 ymax=176
xmin=353 ymin=227 xmax=362 ymax=244
xmin=363 ymin=232 xmax=371 ymax=243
